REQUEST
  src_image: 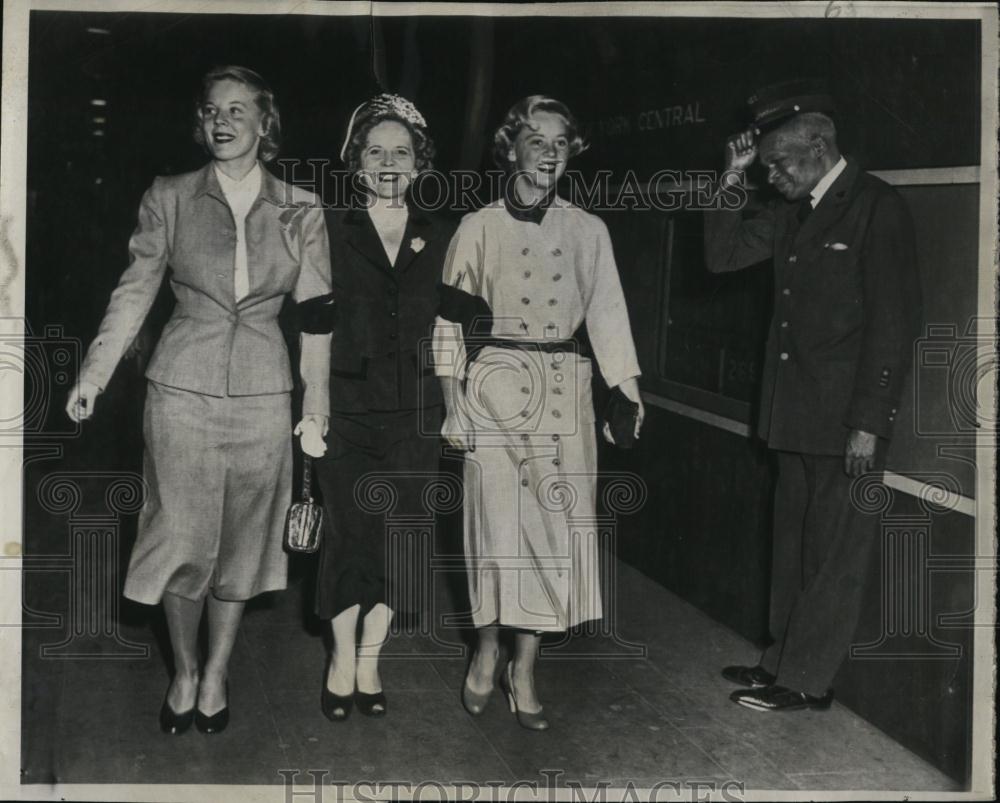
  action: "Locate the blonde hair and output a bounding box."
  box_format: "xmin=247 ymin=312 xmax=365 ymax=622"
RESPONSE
xmin=492 ymin=95 xmax=588 ymax=169
xmin=193 ymin=65 xmax=282 ymax=163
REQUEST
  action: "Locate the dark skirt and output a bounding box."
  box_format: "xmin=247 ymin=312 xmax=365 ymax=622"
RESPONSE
xmin=123 ymin=381 xmax=292 ymax=605
xmin=313 ymin=407 xmax=443 ymax=619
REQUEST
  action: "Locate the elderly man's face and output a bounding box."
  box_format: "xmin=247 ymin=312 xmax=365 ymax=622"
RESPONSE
xmin=758 ymin=129 xmax=827 ymax=201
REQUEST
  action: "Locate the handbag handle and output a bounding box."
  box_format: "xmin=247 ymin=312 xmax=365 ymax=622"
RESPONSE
xmin=301 ymin=455 xmax=314 ymax=502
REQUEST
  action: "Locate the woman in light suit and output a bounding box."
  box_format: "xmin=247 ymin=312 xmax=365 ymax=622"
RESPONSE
xmin=66 ymin=65 xmax=332 ymax=735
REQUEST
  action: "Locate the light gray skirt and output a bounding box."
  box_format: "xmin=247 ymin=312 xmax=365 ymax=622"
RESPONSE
xmin=123 ymin=381 xmax=292 ymax=605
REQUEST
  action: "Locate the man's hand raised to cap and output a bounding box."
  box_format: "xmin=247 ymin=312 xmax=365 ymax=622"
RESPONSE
xmin=725 ymin=128 xmax=759 ymax=176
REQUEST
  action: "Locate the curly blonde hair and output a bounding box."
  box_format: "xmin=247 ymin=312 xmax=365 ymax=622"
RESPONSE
xmin=492 ymin=95 xmax=588 ymax=169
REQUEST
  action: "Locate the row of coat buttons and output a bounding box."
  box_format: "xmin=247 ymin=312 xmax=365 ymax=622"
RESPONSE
xmin=779 ymin=278 xmax=792 ymax=360
xmin=522 ymin=247 xmax=563 ymax=256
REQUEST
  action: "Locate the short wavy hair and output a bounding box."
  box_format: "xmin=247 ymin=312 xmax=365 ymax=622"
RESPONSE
xmin=343 ymin=113 xmax=436 ymax=174
xmin=193 ymin=65 xmax=282 ymax=163
xmin=492 ymin=95 xmax=588 ymax=169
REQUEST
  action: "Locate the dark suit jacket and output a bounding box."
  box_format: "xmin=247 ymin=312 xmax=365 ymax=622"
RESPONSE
xmin=325 ymin=206 xmax=456 ymax=413
xmin=705 ymin=158 xmax=923 ymax=455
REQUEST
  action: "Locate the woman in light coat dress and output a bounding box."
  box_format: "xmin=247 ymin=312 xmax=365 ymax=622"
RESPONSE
xmin=66 ymin=66 xmax=332 ymax=735
xmin=434 ymin=95 xmax=644 ymax=729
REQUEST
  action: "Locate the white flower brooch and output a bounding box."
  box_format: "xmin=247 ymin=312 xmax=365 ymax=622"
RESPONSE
xmin=411 ymin=237 xmax=426 ymax=253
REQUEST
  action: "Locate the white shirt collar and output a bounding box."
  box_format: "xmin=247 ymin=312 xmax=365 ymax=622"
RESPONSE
xmin=809 ymin=156 xmax=847 ymax=208
xmin=214 ymin=161 xmax=262 ymax=197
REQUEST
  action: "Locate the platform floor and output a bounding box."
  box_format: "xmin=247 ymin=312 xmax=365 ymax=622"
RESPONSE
xmin=21 ymin=556 xmax=958 ymax=794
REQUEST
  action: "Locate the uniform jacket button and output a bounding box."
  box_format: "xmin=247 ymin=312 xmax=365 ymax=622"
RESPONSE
xmin=522 ymin=247 xmax=530 ymax=255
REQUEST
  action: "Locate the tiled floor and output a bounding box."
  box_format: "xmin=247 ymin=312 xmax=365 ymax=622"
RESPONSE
xmin=21 ymin=559 xmax=959 ymax=793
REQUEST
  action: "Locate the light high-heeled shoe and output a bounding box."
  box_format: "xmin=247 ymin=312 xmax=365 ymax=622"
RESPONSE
xmin=500 ymin=663 xmax=549 ymax=731
xmin=461 ymin=647 xmax=505 ymax=716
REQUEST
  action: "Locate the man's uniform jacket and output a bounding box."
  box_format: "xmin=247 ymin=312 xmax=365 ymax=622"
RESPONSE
xmin=705 ymin=158 xmax=923 ymax=455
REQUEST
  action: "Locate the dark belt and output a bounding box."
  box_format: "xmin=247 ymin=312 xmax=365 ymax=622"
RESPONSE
xmin=473 ymin=337 xmax=584 ymax=355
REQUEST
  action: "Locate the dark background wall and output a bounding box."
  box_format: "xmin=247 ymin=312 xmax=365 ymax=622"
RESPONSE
xmin=22 ymin=9 xmax=984 ymax=786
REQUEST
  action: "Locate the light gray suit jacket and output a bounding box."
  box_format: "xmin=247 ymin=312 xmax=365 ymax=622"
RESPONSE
xmin=80 ymin=163 xmax=332 ymax=415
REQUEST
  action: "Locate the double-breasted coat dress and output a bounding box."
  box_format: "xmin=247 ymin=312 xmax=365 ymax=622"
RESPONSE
xmin=79 ymin=163 xmax=332 ymax=604
xmin=433 ymin=195 xmax=641 ymax=632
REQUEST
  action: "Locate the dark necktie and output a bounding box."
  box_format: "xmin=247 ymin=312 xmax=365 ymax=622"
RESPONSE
xmin=796 ymin=198 xmax=813 ymax=224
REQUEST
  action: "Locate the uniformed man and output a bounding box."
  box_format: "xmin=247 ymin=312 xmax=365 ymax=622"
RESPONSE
xmin=704 ymin=79 xmax=923 ymax=711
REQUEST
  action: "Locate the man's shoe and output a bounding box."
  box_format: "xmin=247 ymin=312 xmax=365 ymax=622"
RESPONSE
xmin=730 ymin=685 xmax=834 ymax=712
xmin=721 ymin=665 xmax=776 ymax=688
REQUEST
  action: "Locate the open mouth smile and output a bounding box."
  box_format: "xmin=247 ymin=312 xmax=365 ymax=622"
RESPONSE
xmin=212 ymin=131 xmax=236 ymax=145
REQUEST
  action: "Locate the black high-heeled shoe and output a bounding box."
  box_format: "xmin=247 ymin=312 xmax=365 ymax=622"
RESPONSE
xmin=355 ymin=689 xmax=387 ymax=718
xmin=195 ymin=680 xmax=230 ymax=734
xmin=321 ymin=684 xmax=354 ymax=722
xmin=159 ymin=699 xmax=195 ymax=735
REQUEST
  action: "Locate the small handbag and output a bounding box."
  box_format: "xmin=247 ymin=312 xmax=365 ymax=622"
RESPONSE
xmin=284 ymin=455 xmax=324 ymax=553
xmin=603 ymin=386 xmax=640 ymax=449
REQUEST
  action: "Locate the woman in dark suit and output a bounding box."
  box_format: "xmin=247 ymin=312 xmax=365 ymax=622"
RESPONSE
xmin=315 ymin=94 xmax=454 ymax=721
xmin=66 ymin=66 xmax=332 ymax=735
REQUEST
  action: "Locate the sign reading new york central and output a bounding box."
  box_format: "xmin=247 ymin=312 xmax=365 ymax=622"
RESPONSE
xmin=588 ymin=102 xmax=707 ymax=139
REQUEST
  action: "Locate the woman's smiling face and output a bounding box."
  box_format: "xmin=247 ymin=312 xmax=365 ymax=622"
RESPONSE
xmin=360 ymin=119 xmax=416 ymax=201
xmin=508 ymin=110 xmax=570 ymax=190
xmin=198 ymin=79 xmax=266 ymax=164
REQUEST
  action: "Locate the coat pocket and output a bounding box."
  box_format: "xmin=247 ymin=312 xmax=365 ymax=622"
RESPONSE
xmin=330 ymin=356 xmax=369 ymax=380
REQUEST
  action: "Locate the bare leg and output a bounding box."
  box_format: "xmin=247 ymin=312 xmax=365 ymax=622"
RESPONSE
xmin=356 ymin=603 xmax=394 ymax=695
xmin=162 ymin=591 xmax=204 ymax=713
xmin=198 ymin=595 xmax=245 ymax=715
xmin=466 ymin=623 xmax=501 ymax=694
xmin=327 ymin=604 xmax=361 ymax=696
xmin=510 ymin=630 xmax=543 ymax=714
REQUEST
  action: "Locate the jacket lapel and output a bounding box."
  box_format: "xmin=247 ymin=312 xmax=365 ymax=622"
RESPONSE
xmin=793 ymin=158 xmax=859 ymax=246
xmin=394 ymin=211 xmax=434 ymax=274
xmin=343 ymin=208 xmax=396 ymax=278
xmin=191 ymin=163 xmax=238 ymax=311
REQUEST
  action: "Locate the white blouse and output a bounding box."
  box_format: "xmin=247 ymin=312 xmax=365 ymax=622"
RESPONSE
xmin=214 ymin=162 xmax=262 ymax=302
